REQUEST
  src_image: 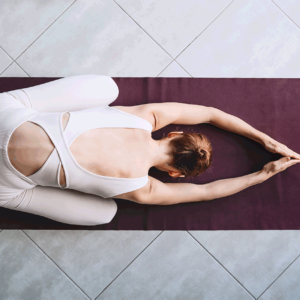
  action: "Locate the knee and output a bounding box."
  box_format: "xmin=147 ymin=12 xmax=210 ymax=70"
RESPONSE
xmin=98 ymin=76 xmax=119 ymax=103
xmin=92 ymin=198 xmax=118 ymax=225
xmin=105 ymin=199 xmax=118 ymax=224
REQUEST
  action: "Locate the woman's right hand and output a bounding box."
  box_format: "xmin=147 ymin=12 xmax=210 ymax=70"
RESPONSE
xmin=261 ymin=157 xmax=300 ymax=181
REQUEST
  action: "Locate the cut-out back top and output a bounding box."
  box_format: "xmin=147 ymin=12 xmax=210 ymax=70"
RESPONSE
xmin=27 ymin=106 xmax=152 ymax=198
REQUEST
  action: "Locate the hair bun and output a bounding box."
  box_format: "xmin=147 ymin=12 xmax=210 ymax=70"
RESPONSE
xmin=198 ymin=149 xmax=206 ymax=159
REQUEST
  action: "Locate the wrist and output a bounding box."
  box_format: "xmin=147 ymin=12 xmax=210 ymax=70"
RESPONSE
xmin=254 ymin=131 xmax=270 ymax=146
xmin=256 ymin=170 xmax=269 ymax=183
xmin=259 ymin=133 xmax=273 ymax=147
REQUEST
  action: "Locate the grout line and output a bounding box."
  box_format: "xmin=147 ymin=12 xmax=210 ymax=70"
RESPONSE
xmin=113 ymin=0 xmax=234 ymax=78
xmin=187 ymin=231 xmax=256 ymax=299
xmin=112 ymin=0 xmax=174 ymax=59
xmin=156 ymin=60 xmax=175 ymax=77
xmin=112 ymin=0 xmax=214 ymax=78
xmin=0 ymin=46 xmax=14 ymax=76
xmin=156 ymin=59 xmax=193 ymax=78
xmin=0 ymin=62 xmax=13 ymax=76
xmin=173 ymin=0 xmax=235 ymax=63
xmin=21 ymin=230 xmax=92 ymax=300
xmin=94 ymin=230 xmax=164 ymax=299
xmin=270 ymin=0 xmax=300 ymax=30
xmin=13 ymin=0 xmax=77 ymax=64
xmin=112 ymin=0 xmax=197 ymax=78
xmin=13 ymin=61 xmax=31 ymax=77
xmin=0 ymin=45 xmax=15 ymax=61
xmin=173 ymin=60 xmax=193 ymax=78
xmin=0 ymin=59 xmax=32 ymax=77
xmin=257 ymin=254 xmax=300 ymax=299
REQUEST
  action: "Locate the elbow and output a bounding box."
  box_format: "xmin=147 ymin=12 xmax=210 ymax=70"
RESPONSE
xmin=199 ymin=185 xmax=213 ymax=202
xmin=208 ymin=107 xmax=218 ymax=124
xmin=135 ymin=194 xmax=167 ymax=206
xmin=101 ymin=76 xmax=119 ymax=103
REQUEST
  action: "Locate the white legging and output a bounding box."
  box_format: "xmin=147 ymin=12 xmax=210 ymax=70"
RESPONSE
xmin=0 ymin=75 xmax=119 ymax=226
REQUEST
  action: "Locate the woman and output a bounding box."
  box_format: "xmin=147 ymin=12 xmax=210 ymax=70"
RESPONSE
xmin=1 ymin=74 xmax=299 ymax=226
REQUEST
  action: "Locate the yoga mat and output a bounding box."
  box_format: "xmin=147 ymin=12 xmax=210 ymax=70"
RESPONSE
xmin=0 ymin=77 xmax=299 ymax=230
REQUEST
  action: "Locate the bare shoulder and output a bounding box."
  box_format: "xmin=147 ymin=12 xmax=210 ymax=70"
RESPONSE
xmin=110 ymin=105 xmax=156 ymax=132
xmin=112 ymin=175 xmax=155 ymax=203
xmin=111 ymin=103 xmax=182 ymax=132
xmin=111 ymin=102 xmax=212 ymax=132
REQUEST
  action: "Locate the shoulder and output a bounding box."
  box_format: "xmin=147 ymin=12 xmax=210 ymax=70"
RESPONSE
xmin=110 ymin=105 xmax=156 ymax=132
xmin=112 ymin=176 xmax=154 ymax=203
xmin=111 ymin=103 xmax=182 ymax=132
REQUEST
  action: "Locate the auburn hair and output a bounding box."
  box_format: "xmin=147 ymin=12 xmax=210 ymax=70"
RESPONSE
xmin=165 ymin=131 xmax=213 ymax=177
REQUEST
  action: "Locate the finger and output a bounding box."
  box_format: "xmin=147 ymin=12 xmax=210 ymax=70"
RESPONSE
xmin=281 ymin=146 xmax=300 ymax=160
xmin=280 ymin=156 xmax=290 ymax=162
xmin=282 ymin=148 xmax=294 ymax=158
xmin=283 ymin=146 xmax=300 ymax=159
xmin=291 ymin=151 xmax=300 ymax=160
xmin=282 ymin=150 xmax=300 ymax=160
xmin=277 ymin=147 xmax=292 ymax=158
xmin=280 ymin=156 xmax=290 ymax=166
xmin=286 ymin=159 xmax=300 ymax=168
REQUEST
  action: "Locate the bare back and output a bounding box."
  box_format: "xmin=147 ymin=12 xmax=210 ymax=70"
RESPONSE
xmin=7 ymin=106 xmax=155 ymax=198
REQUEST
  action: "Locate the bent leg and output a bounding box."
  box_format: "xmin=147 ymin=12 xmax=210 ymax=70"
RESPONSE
xmin=9 ymin=74 xmax=119 ymax=113
xmin=1 ymin=78 xmax=119 ymax=225
xmin=4 ymin=186 xmax=117 ymax=226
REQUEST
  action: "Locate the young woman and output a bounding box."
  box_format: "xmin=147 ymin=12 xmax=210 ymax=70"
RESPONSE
xmin=1 ymin=75 xmax=299 ymax=226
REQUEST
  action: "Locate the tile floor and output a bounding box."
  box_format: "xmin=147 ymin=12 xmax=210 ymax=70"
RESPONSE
xmin=1 ymin=0 xmax=300 ymax=299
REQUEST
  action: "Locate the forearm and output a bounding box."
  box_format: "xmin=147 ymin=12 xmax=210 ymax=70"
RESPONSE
xmin=202 ymin=171 xmax=265 ymax=201
xmin=150 ymin=171 xmax=265 ymax=205
xmin=210 ymin=108 xmax=269 ymax=145
xmin=21 ymin=74 xmax=119 ymax=113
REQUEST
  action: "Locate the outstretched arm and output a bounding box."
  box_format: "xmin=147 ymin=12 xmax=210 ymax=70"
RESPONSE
xmin=10 ymin=74 xmax=119 ymax=113
xmin=209 ymin=108 xmax=300 ymax=159
xmin=147 ymin=102 xmax=300 ymax=159
xmin=142 ymin=157 xmax=300 ymax=205
xmin=210 ymin=108 xmax=268 ymax=144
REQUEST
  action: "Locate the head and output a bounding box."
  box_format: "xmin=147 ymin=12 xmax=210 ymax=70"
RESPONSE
xmin=155 ymin=131 xmax=213 ymax=178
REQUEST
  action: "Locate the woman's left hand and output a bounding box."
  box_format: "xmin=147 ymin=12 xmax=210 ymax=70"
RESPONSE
xmin=263 ymin=137 xmax=300 ymax=160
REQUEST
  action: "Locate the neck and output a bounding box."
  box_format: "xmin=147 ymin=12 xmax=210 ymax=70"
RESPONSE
xmin=149 ymin=136 xmax=172 ymax=172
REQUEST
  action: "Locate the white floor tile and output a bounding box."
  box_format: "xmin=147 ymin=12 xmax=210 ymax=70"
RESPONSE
xmin=0 ymin=230 xmax=88 ymax=300
xmin=0 ymin=48 xmax=12 ymax=74
xmin=16 ymin=0 xmax=171 ymax=77
xmin=115 ymin=0 xmax=232 ymax=58
xmin=97 ymin=231 xmax=254 ymax=300
xmin=259 ymin=256 xmax=300 ymax=300
xmin=2 ymin=0 xmax=300 ymax=299
xmin=0 ymin=62 xmax=28 ymax=77
xmin=190 ymin=230 xmax=300 ymax=298
xmin=177 ymin=0 xmax=300 ymax=77
xmin=0 ymin=0 xmax=75 ymax=60
xmin=158 ymin=61 xmax=191 ymax=77
xmin=24 ymin=230 xmax=160 ymax=299
xmin=273 ymin=0 xmax=300 ymax=28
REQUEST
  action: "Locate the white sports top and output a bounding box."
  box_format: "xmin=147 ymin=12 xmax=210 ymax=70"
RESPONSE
xmin=27 ymin=106 xmax=152 ymax=198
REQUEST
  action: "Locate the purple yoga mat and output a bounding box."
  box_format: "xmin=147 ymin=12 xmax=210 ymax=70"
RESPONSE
xmin=0 ymin=77 xmax=299 ymax=230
